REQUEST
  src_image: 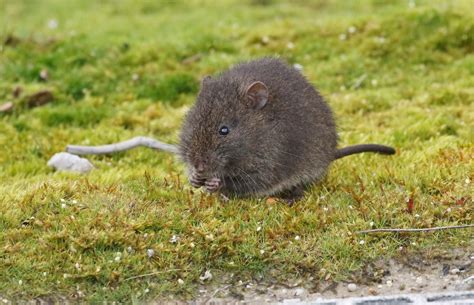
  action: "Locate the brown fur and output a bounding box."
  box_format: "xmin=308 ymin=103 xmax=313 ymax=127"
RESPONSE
xmin=179 ymin=57 xmax=337 ymax=198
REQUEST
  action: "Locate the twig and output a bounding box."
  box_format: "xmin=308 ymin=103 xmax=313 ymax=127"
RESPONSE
xmin=66 ymin=136 xmax=179 ymax=155
xmin=124 ymin=268 xmax=182 ymax=281
xmin=356 ymin=224 xmax=474 ymax=234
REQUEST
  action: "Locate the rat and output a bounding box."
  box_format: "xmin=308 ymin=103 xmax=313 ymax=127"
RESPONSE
xmin=179 ymin=57 xmax=395 ymax=200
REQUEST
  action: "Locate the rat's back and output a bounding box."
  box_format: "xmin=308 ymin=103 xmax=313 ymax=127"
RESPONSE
xmin=220 ymin=58 xmax=338 ymax=195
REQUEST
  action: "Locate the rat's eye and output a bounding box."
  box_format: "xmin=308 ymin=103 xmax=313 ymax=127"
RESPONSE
xmin=218 ymin=126 xmax=230 ymax=136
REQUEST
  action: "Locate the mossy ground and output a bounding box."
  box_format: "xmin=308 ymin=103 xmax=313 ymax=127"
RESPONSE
xmin=0 ymin=0 xmax=473 ymax=302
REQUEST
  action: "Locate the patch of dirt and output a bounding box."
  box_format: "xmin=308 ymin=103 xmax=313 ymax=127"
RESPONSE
xmin=159 ymin=247 xmax=473 ymax=304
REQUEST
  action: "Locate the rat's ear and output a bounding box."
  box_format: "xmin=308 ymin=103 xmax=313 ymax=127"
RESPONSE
xmin=245 ymin=81 xmax=269 ymax=110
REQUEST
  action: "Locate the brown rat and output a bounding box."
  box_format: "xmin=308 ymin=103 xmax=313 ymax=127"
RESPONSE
xmin=179 ymin=57 xmax=395 ymax=200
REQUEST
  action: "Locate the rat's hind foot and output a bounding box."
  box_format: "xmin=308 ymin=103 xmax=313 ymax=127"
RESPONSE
xmin=190 ymin=172 xmax=206 ymax=188
xmin=205 ymin=177 xmax=221 ymax=193
xmin=277 ymin=184 xmax=308 ymax=206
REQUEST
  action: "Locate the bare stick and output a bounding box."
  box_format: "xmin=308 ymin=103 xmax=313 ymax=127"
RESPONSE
xmin=66 ymin=136 xmax=179 ymax=155
xmin=356 ymin=224 xmax=474 ymax=234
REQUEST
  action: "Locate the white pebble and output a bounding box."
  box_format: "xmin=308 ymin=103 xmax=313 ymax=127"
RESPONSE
xmin=294 ymin=235 xmax=301 ymax=241
xmin=465 ymin=178 xmax=471 ymax=184
xmin=146 ymin=249 xmax=154 ymax=258
xmin=369 ymin=221 xmax=375 ymax=227
xmin=47 ymin=152 xmax=94 ymax=174
xmin=347 ymin=283 xmax=357 ymax=292
xmin=446 ymin=208 xmax=452 ymax=213
xmin=260 ymin=250 xmax=265 ymax=254
xmin=450 ymin=268 xmax=460 ymax=275
xmin=287 ymin=42 xmax=295 ymax=49
xmin=256 ymin=226 xmax=262 ymax=232
xmin=348 ymin=26 xmax=357 ymax=33
xmin=386 ymin=280 xmax=393 ymax=287
xmin=178 ymin=278 xmax=184 ymax=285
xmin=359 ymin=240 xmax=365 ymax=245
xmin=261 ymin=36 xmax=270 ymax=44
xmin=416 ymin=276 xmax=423 ymax=284
xmin=18 ymin=280 xmax=23 ymax=285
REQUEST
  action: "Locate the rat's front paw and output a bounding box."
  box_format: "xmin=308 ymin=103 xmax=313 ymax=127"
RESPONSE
xmin=189 ymin=172 xmax=206 ymax=188
xmin=205 ymin=177 xmax=221 ymax=193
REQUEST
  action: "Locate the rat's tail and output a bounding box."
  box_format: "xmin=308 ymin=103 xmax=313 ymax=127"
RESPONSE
xmin=335 ymin=144 xmax=395 ymax=160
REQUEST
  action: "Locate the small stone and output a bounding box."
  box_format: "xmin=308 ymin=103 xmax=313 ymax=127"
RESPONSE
xmin=368 ymin=288 xmax=378 ymax=295
xmin=294 ymin=288 xmax=306 ymax=297
xmin=415 ymin=276 xmax=423 ymax=284
xmin=169 ymin=235 xmax=179 ymax=243
xmin=347 ymin=283 xmax=357 ymax=292
xmin=450 ymin=268 xmax=460 ymax=275
xmin=386 ymin=280 xmax=393 ymax=287
xmin=256 ymin=226 xmax=262 ymax=232
xmin=294 ymin=235 xmax=301 ymax=241
xmin=178 ymin=278 xmax=184 ymax=285
xmin=287 ymin=42 xmax=295 ymax=49
xmin=47 ymin=152 xmax=94 ymax=174
xmin=18 ymin=280 xmax=23 ymax=285
xmin=260 ymin=250 xmax=265 ymax=254
xmin=146 ymin=249 xmax=154 ymax=258
xmin=339 ymin=33 xmax=347 ymax=41
xmin=261 ymin=36 xmax=270 ymax=44
xmin=359 ymin=240 xmax=365 ymax=245
xmin=348 ymin=26 xmax=357 ymax=33
xmin=127 ymin=246 xmax=133 ymax=253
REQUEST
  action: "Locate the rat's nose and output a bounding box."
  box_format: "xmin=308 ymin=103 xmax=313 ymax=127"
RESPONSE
xmin=196 ymin=162 xmax=205 ymax=173
xmin=195 ymin=159 xmax=208 ymax=173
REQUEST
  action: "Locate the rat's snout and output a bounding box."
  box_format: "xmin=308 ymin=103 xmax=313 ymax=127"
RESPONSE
xmin=193 ymin=157 xmax=210 ymax=176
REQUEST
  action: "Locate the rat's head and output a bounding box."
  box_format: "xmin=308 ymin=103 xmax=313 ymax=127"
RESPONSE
xmin=179 ymin=75 xmax=274 ymax=182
